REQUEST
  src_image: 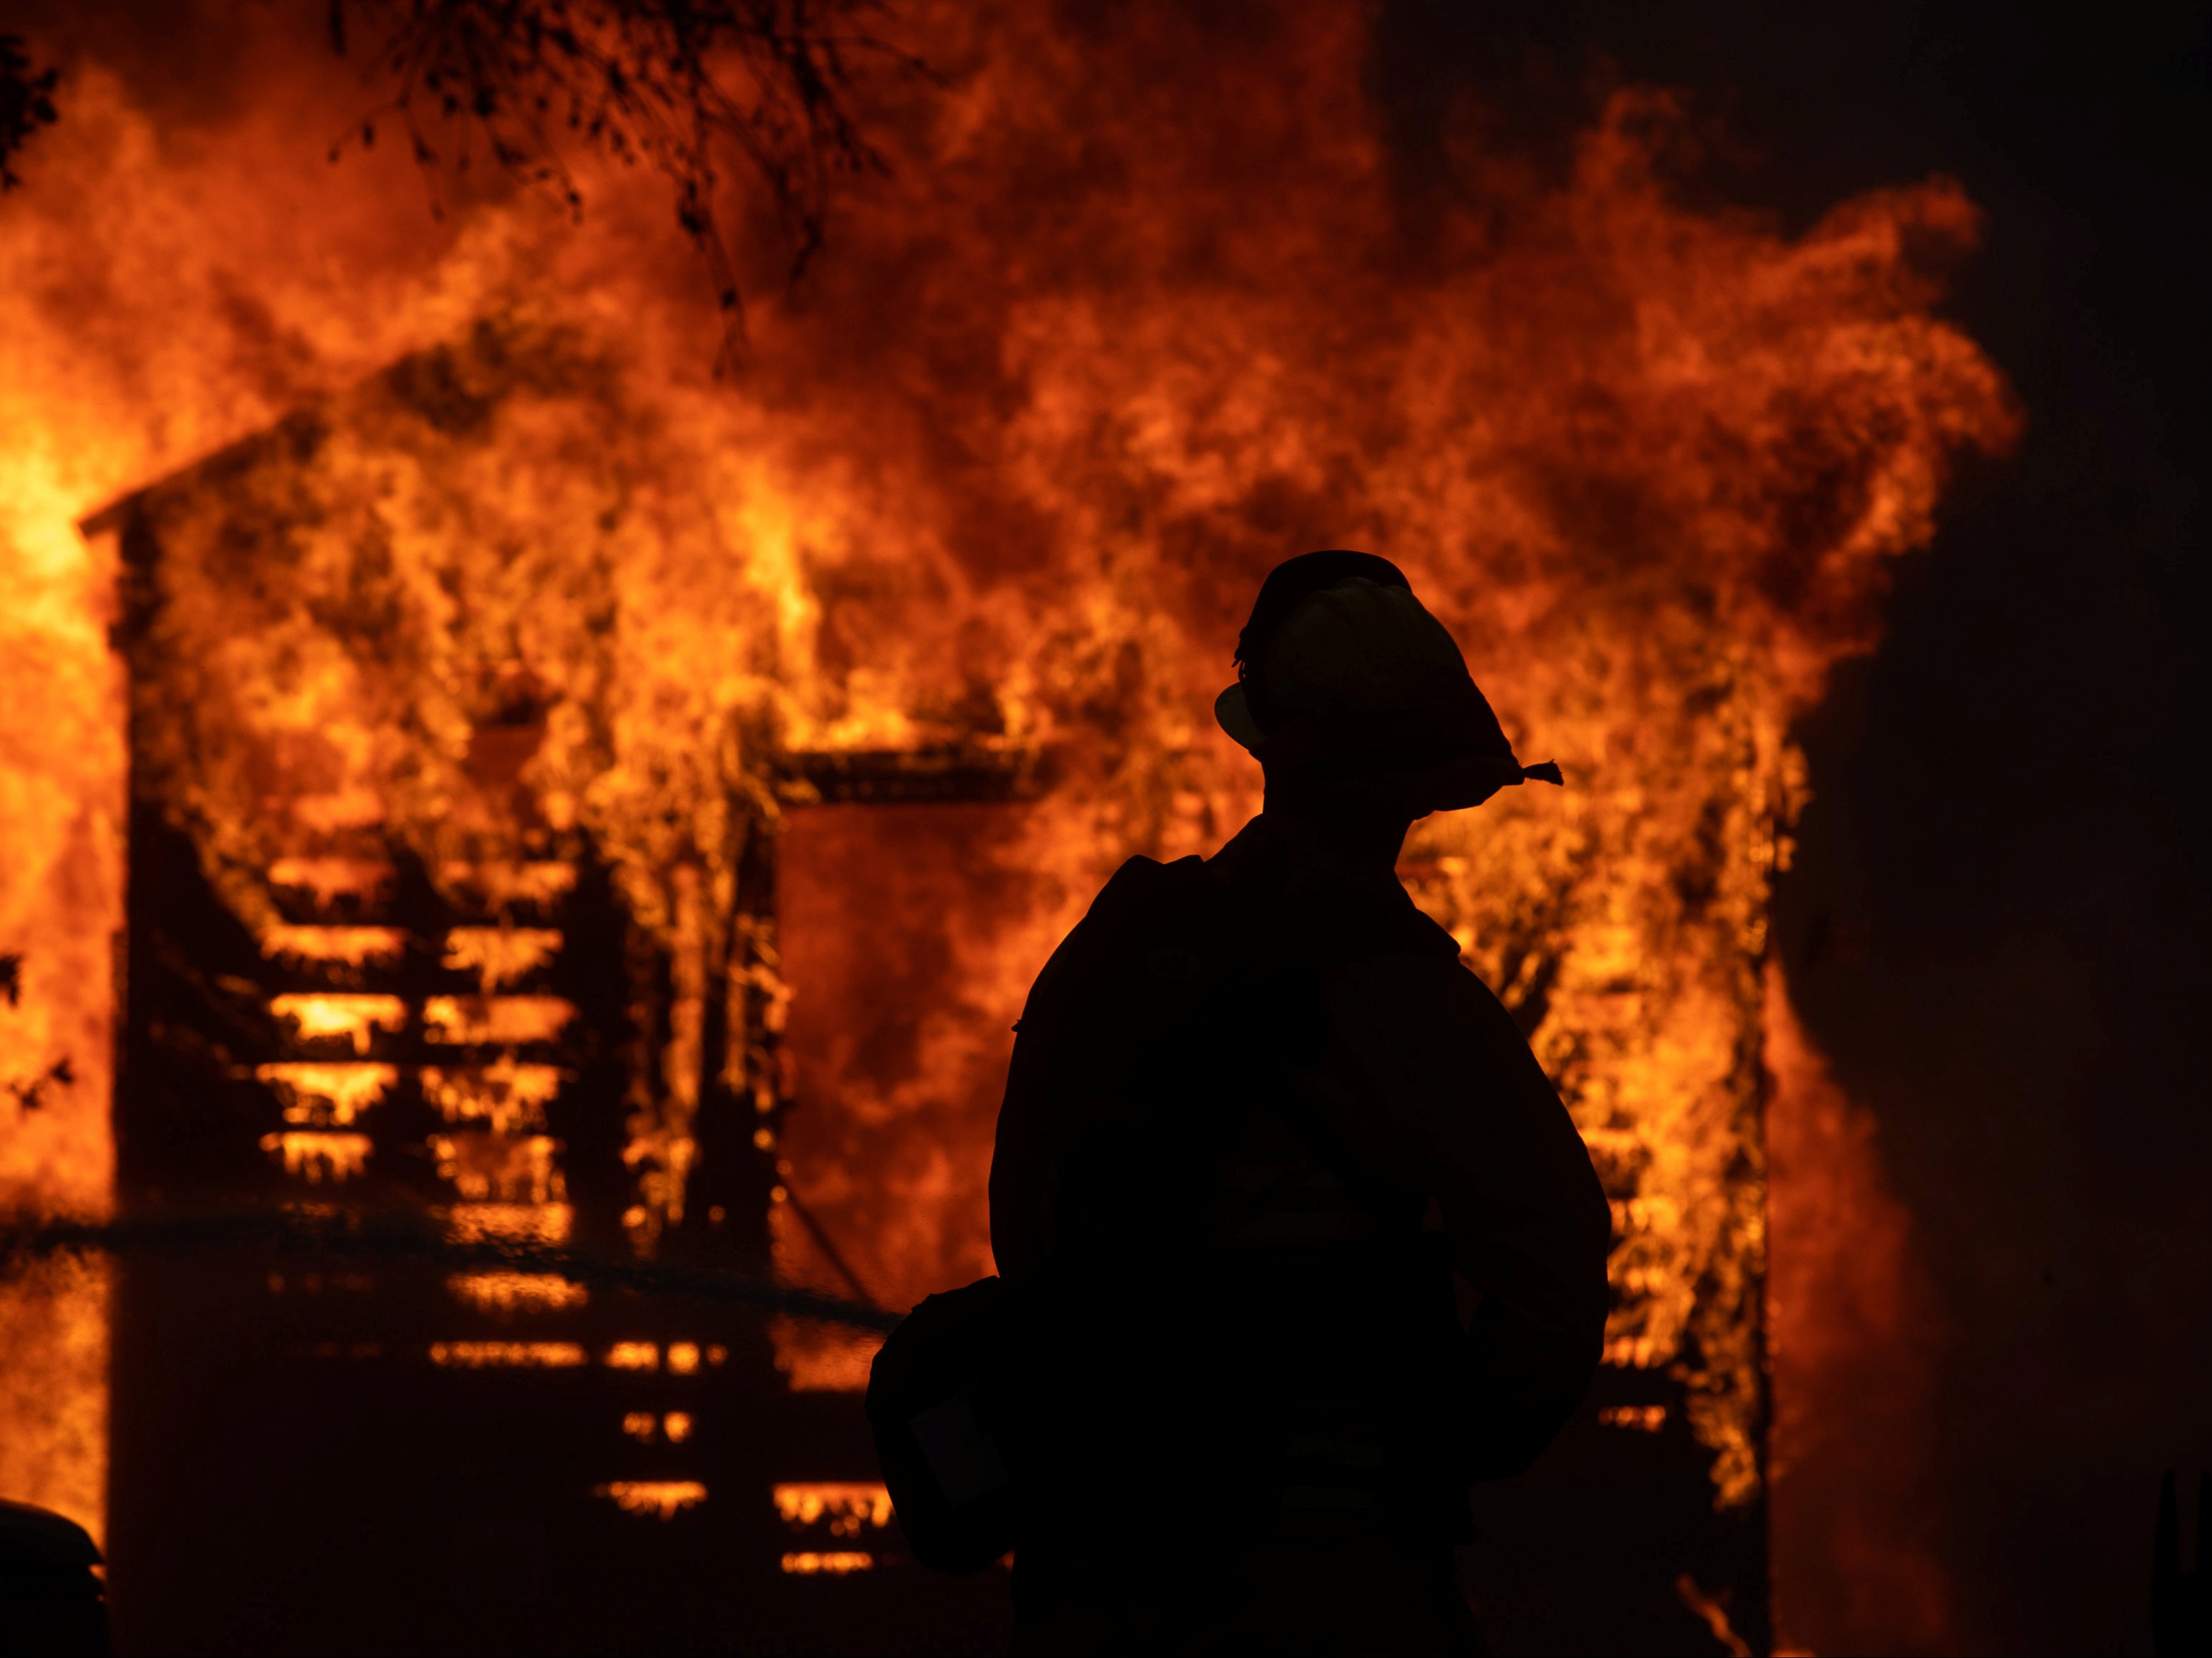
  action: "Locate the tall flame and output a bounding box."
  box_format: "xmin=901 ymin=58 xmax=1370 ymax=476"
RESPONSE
xmin=1 ymin=1 xmax=2012 ymax=1602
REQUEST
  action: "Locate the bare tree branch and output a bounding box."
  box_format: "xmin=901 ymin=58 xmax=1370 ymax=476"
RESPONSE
xmin=328 ymin=1 xmax=924 ymax=350
xmin=1 ymin=953 xmax=76 ymax=1114
xmin=1 ymin=33 xmax=60 ymax=192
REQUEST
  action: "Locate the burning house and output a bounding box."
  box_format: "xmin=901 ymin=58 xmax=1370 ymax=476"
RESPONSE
xmin=3 ymin=7 xmax=2020 ymax=1651
xmin=81 ymin=322 xmax=1045 ymax=1651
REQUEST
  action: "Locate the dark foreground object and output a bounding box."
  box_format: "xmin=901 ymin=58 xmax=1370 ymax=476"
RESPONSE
xmin=867 ymin=1277 xmax=1022 ymax=1576
xmin=0 ymin=1498 xmax=111 ymax=1656
xmin=2155 ymin=1471 xmax=2211 ymax=1658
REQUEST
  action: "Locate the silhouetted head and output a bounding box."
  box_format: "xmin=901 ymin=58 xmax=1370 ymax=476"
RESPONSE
xmin=1215 ymin=550 xmax=1561 ymax=815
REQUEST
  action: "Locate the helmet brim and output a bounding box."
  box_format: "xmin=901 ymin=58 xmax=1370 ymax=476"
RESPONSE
xmin=1219 ymin=686 xmax=1564 ymax=812
xmin=1215 ymin=682 xmax=1267 ymax=752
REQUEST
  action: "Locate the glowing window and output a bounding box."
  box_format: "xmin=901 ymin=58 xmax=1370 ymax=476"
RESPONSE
xmin=446 ymin=1272 xmax=587 ymax=1314
xmin=268 ymin=994 xmax=406 ymax=1054
xmin=429 ymin=1341 xmax=587 ymax=1368
xmin=259 ymin=1131 xmax=371 ymax=1183
xmin=596 ymin=1481 xmax=706 ymax=1519
xmin=773 ymin=1483 xmax=893 ymax=1537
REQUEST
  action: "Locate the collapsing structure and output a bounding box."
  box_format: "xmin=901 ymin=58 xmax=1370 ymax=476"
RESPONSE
xmin=87 ymin=325 xmax=1039 ymax=1651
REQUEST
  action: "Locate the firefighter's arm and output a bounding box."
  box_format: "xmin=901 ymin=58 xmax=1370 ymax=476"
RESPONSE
xmin=988 ymin=855 xmax=1184 ymax=1282
xmin=1326 ymin=953 xmax=1614 ymax=1476
xmin=988 ymin=1014 xmax=1057 ymax=1283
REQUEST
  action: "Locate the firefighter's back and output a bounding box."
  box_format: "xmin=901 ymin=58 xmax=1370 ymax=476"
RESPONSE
xmin=989 ymin=552 xmax=1609 ymax=1654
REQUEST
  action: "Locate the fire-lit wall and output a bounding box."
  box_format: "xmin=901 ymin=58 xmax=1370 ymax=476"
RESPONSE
xmin=1 ymin=3 xmax=2015 ymax=1648
xmin=0 ymin=495 xmax=120 ymax=1543
xmin=82 ymin=346 xmax=1042 ymax=1647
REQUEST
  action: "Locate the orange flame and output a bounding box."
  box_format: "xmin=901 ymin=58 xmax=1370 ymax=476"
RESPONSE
xmin=774 ymin=1481 xmax=894 ymax=1536
xmin=429 ymin=1340 xmax=587 ymax=1369
xmin=1765 ymin=962 xmax=1953 ymax=1649
xmin=446 ymin=1271 xmax=587 ymax=1315
xmin=258 ymin=1130 xmax=373 ymax=1183
xmin=597 ymin=1480 xmax=708 ymax=1519
xmin=0 ymin=1 xmax=2014 ymax=1571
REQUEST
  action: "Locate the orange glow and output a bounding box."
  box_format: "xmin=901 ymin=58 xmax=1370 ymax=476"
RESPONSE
xmin=446 ymin=1272 xmax=588 ymax=1315
xmin=268 ymin=994 xmax=406 ymax=1054
xmin=439 ymin=1202 xmax=574 ymax=1247
xmin=767 ymin=1314 xmax=884 ymax=1394
xmin=429 ymin=1340 xmax=587 ymax=1368
xmin=257 ymin=1063 xmax=398 ymax=1126
xmin=1765 ymin=963 xmax=1952 ymax=1650
xmin=774 ymin=1482 xmax=894 ymax=1537
xmin=442 ymin=928 xmax=564 ymax=992
xmin=605 ymin=1342 xmax=661 ymax=1372
xmin=1678 ymin=1575 xmax=1755 ymax=1658
xmin=0 ymin=1257 xmax=108 ymax=1548
xmin=437 ymin=863 xmax=577 ymax=915
xmin=421 ymin=995 xmax=577 ymax=1048
xmin=258 ymin=1131 xmax=373 ymax=1184
xmin=597 ymin=1481 xmax=707 ymax=1519
xmin=1 ymin=0 xmax=2017 ymax=1567
xmin=1599 ymin=1406 xmax=1670 ymax=1433
xmin=419 ymin=1061 xmax=567 ymax=1134
xmin=261 ymin=926 xmax=407 ymax=969
xmin=266 ymin=860 xmax=396 ymax=913
xmin=780 ymin=1551 xmax=873 ymax=1576
xmin=615 ymin=1410 xmax=698 ymax=1444
xmin=427 ymin=1132 xmax=567 ymax=1205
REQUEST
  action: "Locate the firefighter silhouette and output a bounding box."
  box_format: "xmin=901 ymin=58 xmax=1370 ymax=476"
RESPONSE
xmin=0 ymin=1499 xmax=109 ymax=1654
xmin=871 ymin=551 xmax=1610 ymax=1655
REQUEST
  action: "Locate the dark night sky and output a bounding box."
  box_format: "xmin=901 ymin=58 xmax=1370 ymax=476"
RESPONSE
xmin=1376 ymin=3 xmax=2210 ymax=1652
